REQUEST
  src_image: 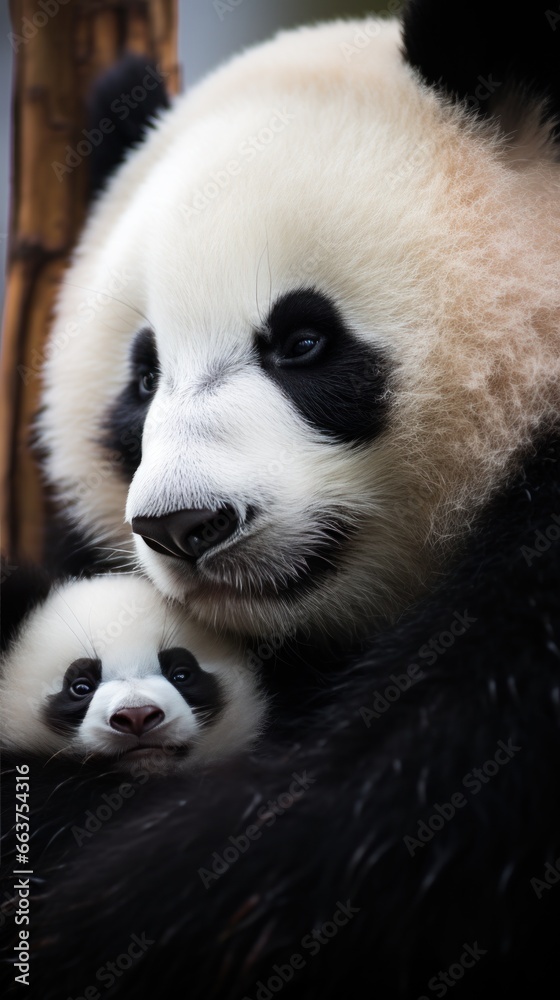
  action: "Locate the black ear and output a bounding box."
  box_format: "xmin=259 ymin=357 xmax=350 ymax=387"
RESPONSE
xmin=402 ymin=0 xmax=560 ymax=133
xmin=0 ymin=562 xmax=53 ymax=653
xmin=87 ymin=53 xmax=170 ymax=197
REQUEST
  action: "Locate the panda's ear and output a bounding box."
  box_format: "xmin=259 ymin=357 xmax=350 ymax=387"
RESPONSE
xmin=87 ymin=53 xmax=170 ymax=197
xmin=0 ymin=562 xmax=53 ymax=653
xmin=402 ymin=0 xmax=560 ymax=133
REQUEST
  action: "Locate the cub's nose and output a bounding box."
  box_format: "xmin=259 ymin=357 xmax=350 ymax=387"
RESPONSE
xmin=109 ymin=705 xmax=164 ymax=736
xmin=131 ymin=505 xmax=239 ymax=560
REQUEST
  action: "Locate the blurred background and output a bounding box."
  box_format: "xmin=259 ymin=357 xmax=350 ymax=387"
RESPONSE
xmin=0 ymin=0 xmax=391 ymax=305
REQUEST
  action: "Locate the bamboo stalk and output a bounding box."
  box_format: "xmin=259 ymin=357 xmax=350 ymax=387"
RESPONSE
xmin=1 ymin=0 xmax=178 ymax=562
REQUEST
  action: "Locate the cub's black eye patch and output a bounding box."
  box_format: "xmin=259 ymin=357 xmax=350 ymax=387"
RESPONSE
xmin=158 ymin=647 xmax=224 ymax=725
xmin=44 ymin=657 xmax=102 ymax=734
xmin=255 ymin=288 xmax=391 ymax=444
xmin=101 ymin=328 xmax=159 ymax=478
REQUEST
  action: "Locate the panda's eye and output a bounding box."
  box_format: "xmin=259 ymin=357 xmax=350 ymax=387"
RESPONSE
xmin=69 ymin=678 xmax=94 ymax=698
xmin=159 ymin=647 xmax=200 ymax=684
xmin=278 ymin=330 xmax=325 ymax=366
xmin=288 ymin=334 xmax=320 ymax=357
xmin=139 ymin=370 xmax=157 ymax=400
xmin=171 ymin=668 xmax=192 ymax=685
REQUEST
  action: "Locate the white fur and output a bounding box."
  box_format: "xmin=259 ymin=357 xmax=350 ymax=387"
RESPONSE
xmin=0 ymin=575 xmax=265 ymax=773
xmin=38 ymin=18 xmax=560 ymax=637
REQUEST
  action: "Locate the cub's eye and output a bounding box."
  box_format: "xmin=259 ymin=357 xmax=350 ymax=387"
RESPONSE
xmin=159 ymin=647 xmax=200 ymax=683
xmin=69 ymin=678 xmax=94 ymax=698
xmin=139 ymin=370 xmax=157 ymax=400
xmin=279 ymin=330 xmax=325 ymax=366
xmin=171 ymin=668 xmax=192 ymax=685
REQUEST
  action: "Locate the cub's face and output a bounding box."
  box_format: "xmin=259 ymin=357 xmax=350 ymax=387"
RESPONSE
xmin=39 ymin=20 xmax=560 ymax=638
xmin=0 ymin=576 xmax=263 ymax=773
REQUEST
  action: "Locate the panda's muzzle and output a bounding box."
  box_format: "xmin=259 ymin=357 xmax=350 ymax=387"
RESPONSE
xmin=131 ymin=505 xmax=241 ymax=561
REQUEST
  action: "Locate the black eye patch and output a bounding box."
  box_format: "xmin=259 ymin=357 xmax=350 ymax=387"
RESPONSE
xmin=255 ymin=288 xmax=391 ymax=444
xmin=101 ymin=327 xmax=159 ymax=478
xmin=44 ymin=657 xmax=102 ymax=735
xmin=158 ymin=647 xmax=224 ymax=726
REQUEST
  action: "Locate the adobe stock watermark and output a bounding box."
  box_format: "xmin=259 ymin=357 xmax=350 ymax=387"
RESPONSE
xmin=0 ymin=888 xmax=23 ymax=930
xmin=71 ymin=784 xmax=139 ymax=846
xmin=263 ymin=446 xmax=297 ymax=480
xmin=404 ymin=738 xmax=521 ymax=856
xmin=198 ymin=771 xmax=315 ymax=888
xmin=340 ymin=6 xmax=403 ymax=60
xmin=241 ymin=900 xmax=360 ymax=1000
xmin=17 ymin=266 xmax=132 ymax=385
xmin=416 ymin=610 xmax=477 ymax=664
xmin=247 ymin=625 xmax=297 ymax=671
xmin=464 ymin=73 xmax=502 ymax=112
xmin=73 ymin=448 xmax=135 ymax=506
xmin=213 ymin=0 xmax=245 ymax=19
xmin=359 ymin=610 xmax=476 ymax=727
xmin=73 ymin=391 xmax=174 ymax=504
xmin=418 ymin=941 xmax=488 ymax=998
xmin=359 ymin=663 xmax=424 ymax=728
xmin=91 ymin=597 xmax=153 ymax=653
xmin=71 ymin=750 xmax=183 ymax=847
xmin=283 ymin=232 xmax=342 ymax=289
xmin=52 ymin=65 xmax=166 ymax=181
xmin=521 ymin=513 xmax=560 ymax=565
xmin=9 ymin=0 xmax=71 ymax=52
xmin=65 ymin=932 xmax=154 ymax=999
xmin=530 ymin=854 xmax=560 ymax=899
xmin=385 ymin=137 xmax=437 ymax=190
xmin=1 ymin=560 xmax=19 ymax=585
xmin=545 ymin=7 xmax=560 ymax=31
xmin=180 ymin=108 xmax=295 ymax=220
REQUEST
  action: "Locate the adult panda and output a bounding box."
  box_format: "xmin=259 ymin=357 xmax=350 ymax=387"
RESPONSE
xmin=6 ymin=0 xmax=559 ymax=997
xmin=38 ymin=2 xmax=560 ymax=639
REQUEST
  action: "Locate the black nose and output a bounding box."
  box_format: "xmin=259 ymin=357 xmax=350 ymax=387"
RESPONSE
xmin=131 ymin=505 xmax=240 ymax=560
xmin=110 ymin=705 xmax=165 ymax=736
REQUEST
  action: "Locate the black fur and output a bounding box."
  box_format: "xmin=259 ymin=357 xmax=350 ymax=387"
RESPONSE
xmin=102 ymin=328 xmax=159 ymax=479
xmin=158 ymin=647 xmax=225 ymax=724
xmin=102 ymin=290 xmax=391 ymax=488
xmin=7 ymin=6 xmax=558 ymax=996
xmin=2 ymin=433 xmax=559 ymax=998
xmin=87 ymin=54 xmax=170 ymax=197
xmin=42 ymin=513 xmax=101 ymax=578
xmin=44 ymin=658 xmax=102 ymax=735
xmin=257 ymin=289 xmax=391 ymax=445
xmin=402 ymin=0 xmax=560 ymax=138
xmin=1 ymin=562 xmax=54 ymax=653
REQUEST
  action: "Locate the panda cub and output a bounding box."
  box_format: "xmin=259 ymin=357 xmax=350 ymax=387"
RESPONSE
xmin=0 ymin=572 xmax=265 ymax=773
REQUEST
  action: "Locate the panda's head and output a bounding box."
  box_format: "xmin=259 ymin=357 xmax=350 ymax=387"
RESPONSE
xmin=0 ymin=573 xmax=264 ymax=773
xmin=39 ymin=11 xmax=560 ymax=638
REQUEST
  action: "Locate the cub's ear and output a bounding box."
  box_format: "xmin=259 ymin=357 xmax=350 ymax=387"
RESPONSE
xmin=402 ymin=0 xmax=560 ymax=137
xmin=87 ymin=53 xmax=170 ymax=197
xmin=0 ymin=562 xmax=53 ymax=653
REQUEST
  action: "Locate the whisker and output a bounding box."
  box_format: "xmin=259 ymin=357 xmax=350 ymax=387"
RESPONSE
xmin=50 ymin=593 xmax=96 ymax=659
xmin=255 ymin=240 xmax=271 ymax=326
xmin=59 ymin=280 xmax=154 ymax=329
xmin=44 ymin=746 xmax=71 ymax=766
